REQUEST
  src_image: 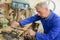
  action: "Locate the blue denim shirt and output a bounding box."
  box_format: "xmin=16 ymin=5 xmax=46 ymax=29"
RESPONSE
xmin=19 ymin=11 xmax=60 ymax=40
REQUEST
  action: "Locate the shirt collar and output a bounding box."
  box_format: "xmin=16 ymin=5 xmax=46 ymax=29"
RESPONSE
xmin=45 ymin=10 xmax=54 ymax=21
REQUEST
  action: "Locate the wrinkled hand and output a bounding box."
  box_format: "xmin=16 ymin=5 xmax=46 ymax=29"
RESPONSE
xmin=26 ymin=29 xmax=36 ymax=36
xmin=11 ymin=21 xmax=20 ymax=28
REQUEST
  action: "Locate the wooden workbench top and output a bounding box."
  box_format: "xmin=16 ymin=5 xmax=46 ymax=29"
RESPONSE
xmin=0 ymin=24 xmax=32 ymax=35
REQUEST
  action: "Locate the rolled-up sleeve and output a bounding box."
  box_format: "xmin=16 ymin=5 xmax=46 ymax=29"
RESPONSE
xmin=19 ymin=14 xmax=41 ymax=27
xmin=36 ymin=18 xmax=60 ymax=40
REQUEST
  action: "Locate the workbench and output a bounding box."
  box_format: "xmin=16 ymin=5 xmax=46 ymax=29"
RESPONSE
xmin=0 ymin=24 xmax=32 ymax=35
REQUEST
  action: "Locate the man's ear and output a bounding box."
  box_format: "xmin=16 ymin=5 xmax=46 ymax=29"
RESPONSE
xmin=45 ymin=8 xmax=48 ymax=11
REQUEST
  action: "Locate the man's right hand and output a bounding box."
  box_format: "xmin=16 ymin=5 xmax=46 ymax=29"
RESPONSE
xmin=11 ymin=21 xmax=20 ymax=28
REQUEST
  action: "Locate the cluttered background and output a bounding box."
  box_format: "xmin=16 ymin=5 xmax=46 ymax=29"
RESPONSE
xmin=0 ymin=0 xmax=60 ymax=40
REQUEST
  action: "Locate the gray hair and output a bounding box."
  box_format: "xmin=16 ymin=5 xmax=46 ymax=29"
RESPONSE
xmin=35 ymin=1 xmax=48 ymax=8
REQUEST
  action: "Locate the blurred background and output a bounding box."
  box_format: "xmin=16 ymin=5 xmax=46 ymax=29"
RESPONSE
xmin=0 ymin=0 xmax=60 ymax=40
